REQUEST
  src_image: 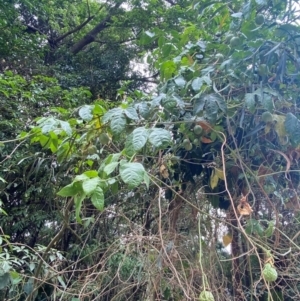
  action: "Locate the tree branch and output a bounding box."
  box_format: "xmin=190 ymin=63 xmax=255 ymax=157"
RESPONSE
xmin=70 ymin=2 xmax=123 ymax=55
xmin=54 ymin=3 xmax=105 ymax=44
xmin=120 ymin=72 xmax=160 ymax=83
xmin=165 ymin=0 xmax=176 ymax=6
xmin=93 ymin=37 xmax=137 ymax=45
xmin=54 ymin=16 xmax=95 ymax=44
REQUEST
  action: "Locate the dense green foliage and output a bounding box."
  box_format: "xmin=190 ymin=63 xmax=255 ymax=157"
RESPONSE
xmin=1 ymin=0 xmax=300 ymax=300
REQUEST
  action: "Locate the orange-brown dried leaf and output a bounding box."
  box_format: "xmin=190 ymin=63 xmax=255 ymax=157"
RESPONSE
xmin=270 ymin=149 xmax=291 ymax=179
xmin=187 ymin=54 xmax=194 ymax=65
xmin=222 ymin=234 xmax=233 ymax=247
xmin=258 ymin=165 xmax=273 ymax=185
xmin=197 ymin=120 xmax=211 ymax=133
xmin=201 ymin=137 xmax=213 ymax=143
xmin=287 ymin=147 xmax=300 ymax=162
xmin=237 ymin=202 xmax=253 ymax=215
xmin=160 ymin=164 xmax=169 ymax=179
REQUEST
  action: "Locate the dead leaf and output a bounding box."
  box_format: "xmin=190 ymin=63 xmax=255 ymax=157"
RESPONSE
xmin=237 ymin=202 xmax=253 ymax=215
xmin=210 ymin=169 xmax=219 ymax=189
xmin=222 ymin=234 xmax=232 ymax=247
xmin=160 ymin=164 xmax=169 ymax=179
xmin=287 ymin=147 xmax=300 ymax=162
xmin=197 ymin=120 xmax=211 ymax=133
xmin=258 ymin=165 xmax=273 ymax=185
xmin=273 ymin=114 xmax=288 ymax=145
xmin=264 ymin=123 xmax=271 ymax=135
xmin=215 ymin=168 xmax=225 ymax=180
xmin=201 ymin=137 xmax=213 ymax=143
xmin=240 ymin=193 xmax=248 ymax=203
xmin=187 ymin=54 xmax=194 ymax=65
xmin=270 ymin=149 xmax=291 ymax=180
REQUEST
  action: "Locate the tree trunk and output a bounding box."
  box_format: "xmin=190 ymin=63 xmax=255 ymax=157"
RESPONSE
xmin=70 ymin=2 xmax=123 ymax=54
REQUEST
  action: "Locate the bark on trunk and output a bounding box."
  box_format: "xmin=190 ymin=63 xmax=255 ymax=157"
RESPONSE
xmin=70 ymin=17 xmax=110 ymax=54
xmin=70 ymin=2 xmax=123 ymax=55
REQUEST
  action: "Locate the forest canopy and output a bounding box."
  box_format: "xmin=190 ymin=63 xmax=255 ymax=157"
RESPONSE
xmin=1 ymin=0 xmax=300 ymax=301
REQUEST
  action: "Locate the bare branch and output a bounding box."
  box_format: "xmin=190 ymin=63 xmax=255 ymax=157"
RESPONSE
xmin=120 ymin=72 xmax=160 ymax=84
xmin=70 ymin=2 xmax=123 ymax=55
xmin=93 ymin=37 xmax=137 ymax=45
xmin=54 ymin=16 xmax=95 ymax=44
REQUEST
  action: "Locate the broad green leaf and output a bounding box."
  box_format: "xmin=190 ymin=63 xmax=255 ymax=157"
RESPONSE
xmin=151 ymin=94 xmax=166 ymax=108
xmin=148 ymin=128 xmax=171 ymax=148
xmin=245 ymin=93 xmax=256 ymax=113
xmin=214 ymin=94 xmax=227 ymax=113
xmin=104 ymin=162 xmax=119 ymax=175
xmin=120 ymin=162 xmax=145 ymax=188
xmin=261 ymin=93 xmax=274 ymax=111
xmin=124 ymin=107 xmax=139 ymax=120
xmin=79 ymin=105 xmax=93 ymax=121
xmin=193 ymin=94 xmax=226 ymax=122
xmin=205 ymin=99 xmax=218 ymax=123
xmin=264 ymin=220 xmax=275 ymax=238
xmin=124 ymin=133 xmax=136 ymax=156
xmin=74 ymin=174 xmax=89 ymax=182
xmin=75 ymin=192 xmax=85 ymax=223
xmin=40 ymin=117 xmax=58 ymax=134
xmin=107 ymin=178 xmax=116 ymax=185
xmin=39 ymin=135 xmax=51 ymax=148
xmin=23 ymin=278 xmax=34 ymax=295
xmin=55 ymin=140 xmax=70 ymax=161
xmin=49 ymin=132 xmax=58 ymax=152
xmin=160 ymin=60 xmax=176 ymax=80
xmin=132 ymin=127 xmax=149 ymax=151
xmin=102 ymin=108 xmax=122 ymax=123
xmin=101 ymin=153 xmax=121 ymax=169
xmin=161 ymin=96 xmax=177 ymax=110
xmin=9 ymin=271 xmax=22 ymax=285
xmin=93 ymin=104 xmax=106 ymax=115
xmin=57 ymin=183 xmax=79 ymax=197
xmin=162 ymin=43 xmax=173 ymax=57
xmin=245 ymin=219 xmax=264 ymax=237
xmin=193 ymin=95 xmax=205 ymax=115
xmin=82 ymin=177 xmax=101 ymax=195
xmin=59 ymin=121 xmax=72 ymax=136
xmin=201 ymin=76 xmax=212 ymax=86
xmin=111 ymin=181 xmax=119 ymax=195
xmin=91 ymin=186 xmax=104 ymax=211
xmin=83 ymin=170 xmax=99 ymax=178
xmin=172 ymin=94 xmax=185 ymax=109
xmin=284 ymin=113 xmax=300 ymax=145
xmin=135 ymin=102 xmax=150 ymax=119
xmin=158 ymin=35 xmax=165 ymax=47
xmin=111 ymin=153 xmax=121 ymax=162
xmin=191 ymin=77 xmax=203 ymax=91
xmin=0 ymin=273 xmax=10 ymax=290
xmin=174 ymin=76 xmax=186 ymax=88
xmin=110 ymin=114 xmax=126 ymax=135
